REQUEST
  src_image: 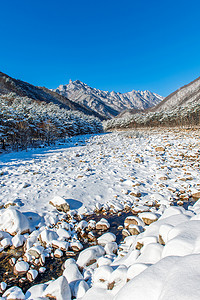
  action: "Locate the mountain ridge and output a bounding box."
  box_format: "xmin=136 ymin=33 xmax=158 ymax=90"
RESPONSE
xmin=151 ymin=76 xmax=200 ymax=112
xmin=104 ymin=75 xmax=200 ymax=130
xmin=0 ymin=71 xmax=105 ymax=120
xmin=54 ymin=80 xmax=163 ymax=119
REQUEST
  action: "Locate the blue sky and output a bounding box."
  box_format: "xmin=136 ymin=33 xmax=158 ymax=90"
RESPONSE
xmin=1 ymin=0 xmax=200 ymax=96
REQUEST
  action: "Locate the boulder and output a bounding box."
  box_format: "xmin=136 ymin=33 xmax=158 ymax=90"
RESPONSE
xmin=42 ymin=275 xmax=71 ymax=300
xmin=3 ymin=286 xmax=25 ymax=299
xmin=0 ymin=208 xmax=31 ymax=235
xmin=96 ymin=218 xmax=110 ymax=231
xmin=49 ymin=195 xmax=70 ymax=212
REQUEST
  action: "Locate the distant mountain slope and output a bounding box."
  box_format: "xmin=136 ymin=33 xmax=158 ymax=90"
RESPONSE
xmin=151 ymin=76 xmax=200 ymax=112
xmin=0 ymin=72 xmax=104 ymax=120
xmin=54 ymin=80 xmax=163 ymax=119
xmin=104 ymin=76 xmax=200 ymax=130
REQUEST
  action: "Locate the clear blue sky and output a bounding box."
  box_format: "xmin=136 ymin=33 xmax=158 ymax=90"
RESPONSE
xmin=1 ymin=0 xmax=200 ymax=97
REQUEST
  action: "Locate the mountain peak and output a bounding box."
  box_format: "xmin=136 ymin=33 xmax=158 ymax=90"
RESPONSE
xmin=53 ymin=80 xmax=163 ymax=119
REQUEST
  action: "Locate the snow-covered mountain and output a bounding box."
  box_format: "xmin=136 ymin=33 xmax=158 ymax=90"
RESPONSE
xmin=152 ymin=76 xmax=200 ymax=112
xmin=0 ymin=71 xmax=104 ymax=120
xmin=104 ymin=75 xmax=200 ymax=130
xmin=54 ymin=80 xmax=163 ymax=119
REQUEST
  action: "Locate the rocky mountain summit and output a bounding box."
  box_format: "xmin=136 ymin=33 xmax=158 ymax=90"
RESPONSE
xmin=54 ymin=80 xmax=163 ymax=119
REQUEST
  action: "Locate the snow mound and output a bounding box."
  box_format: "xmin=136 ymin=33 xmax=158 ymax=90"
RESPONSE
xmin=0 ymin=208 xmax=31 ymax=235
xmin=114 ymin=254 xmax=200 ymax=300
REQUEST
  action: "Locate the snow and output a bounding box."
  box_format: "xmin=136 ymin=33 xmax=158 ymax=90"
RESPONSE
xmin=25 ymin=283 xmax=47 ymax=299
xmin=42 ymin=275 xmax=71 ymax=300
xmin=77 ymin=245 xmax=105 ymax=268
xmin=12 ymin=233 xmax=25 ymax=248
xmin=63 ymin=260 xmax=83 ymax=283
xmin=14 ymin=261 xmax=29 ymax=273
xmin=97 ymin=232 xmax=116 ymax=246
xmin=27 ymin=269 xmax=38 ymax=281
xmin=3 ymin=286 xmax=25 ymax=299
xmin=0 ymin=208 xmax=30 ymax=235
xmin=1 ymin=130 xmax=198 ymax=218
xmin=114 ymin=254 xmax=200 ymax=300
xmin=1 ymin=129 xmax=200 ymax=299
xmin=54 ymin=79 xmax=163 ymax=119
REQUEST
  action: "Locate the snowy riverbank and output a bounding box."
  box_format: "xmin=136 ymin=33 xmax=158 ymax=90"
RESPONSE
xmin=1 ymin=128 xmax=200 ymax=299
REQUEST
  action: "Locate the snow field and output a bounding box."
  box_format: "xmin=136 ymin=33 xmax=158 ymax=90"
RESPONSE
xmin=0 ymin=129 xmax=200 ymax=298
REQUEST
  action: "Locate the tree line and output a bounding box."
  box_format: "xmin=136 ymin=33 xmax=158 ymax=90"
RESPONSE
xmin=0 ymin=93 xmax=103 ymax=151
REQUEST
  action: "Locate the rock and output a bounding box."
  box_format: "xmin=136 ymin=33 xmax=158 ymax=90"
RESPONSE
xmin=136 ymin=242 xmax=143 ymax=250
xmin=0 ymin=207 xmax=30 ymax=235
xmin=14 ymin=261 xmax=29 ymax=275
xmin=39 ymin=267 xmax=46 ymax=273
xmin=96 ymin=218 xmax=110 ymax=231
xmin=95 ymin=202 xmax=103 ymax=211
xmin=97 ymin=232 xmax=116 ymax=246
xmin=39 ymin=229 xmax=59 ymax=247
xmin=27 ymin=269 xmax=38 ymax=282
xmin=25 ymin=283 xmax=47 ymax=299
xmin=118 ymin=225 xmax=123 ymax=230
xmin=4 ymin=202 xmax=17 ymax=209
xmin=52 ymin=240 xmax=69 ymax=251
xmin=74 ymin=279 xmax=89 ymax=299
xmin=3 ymin=286 xmax=25 ymax=299
xmin=12 ymin=234 xmax=25 ymax=248
xmin=177 ymin=200 xmax=184 ymax=206
xmin=129 ymin=190 xmax=141 ymax=197
xmin=9 ymin=257 xmax=16 ymax=266
xmin=63 ymin=261 xmax=83 ymax=284
xmin=28 ymin=245 xmax=44 ymax=258
xmin=77 ymin=245 xmax=105 ymax=268
xmin=155 ymin=146 xmax=165 ymax=152
xmin=88 ymin=231 xmax=96 ymax=242
xmin=42 ymin=275 xmax=71 ymax=300
xmin=62 ymin=258 xmax=76 ymax=269
xmin=124 ymin=216 xmax=144 ymax=228
xmin=93 ymin=265 xmax=113 ymax=288
xmin=88 ymin=220 xmax=96 ymax=230
xmin=159 ymin=234 xmax=165 ymax=245
xmin=49 ymin=195 xmax=70 ymax=212
xmin=105 ymin=242 xmax=118 ymax=255
xmin=122 ymin=229 xmax=130 ymax=237
xmin=127 ymin=263 xmax=148 ymax=281
xmin=132 ymin=205 xmax=149 ymax=214
xmin=159 ymin=176 xmax=168 ymax=180
xmin=54 ymin=249 xmax=63 ymax=258
xmin=70 ymin=240 xmax=83 ymax=252
xmin=0 ymin=237 xmax=12 ymax=249
xmin=138 ymin=212 xmax=158 ymax=225
xmin=76 ymin=220 xmax=88 ymax=232
xmin=192 ymin=191 xmax=200 ymax=199
xmin=57 ymin=228 xmax=71 ymax=240
xmin=129 ymin=224 xmax=141 ymax=235
xmin=0 ymin=282 xmax=7 ymax=293
xmin=97 ymin=256 xmax=113 ymax=267
xmin=134 ymin=157 xmax=143 ymax=163
xmin=108 ymin=265 xmax=127 ymax=292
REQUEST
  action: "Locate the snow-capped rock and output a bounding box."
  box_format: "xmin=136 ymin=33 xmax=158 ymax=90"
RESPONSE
xmin=0 ymin=208 xmax=31 ymax=235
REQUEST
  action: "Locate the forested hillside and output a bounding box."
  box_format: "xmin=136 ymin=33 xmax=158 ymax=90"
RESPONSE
xmin=0 ymin=93 xmax=103 ymax=151
xmin=104 ymin=76 xmax=200 ymax=130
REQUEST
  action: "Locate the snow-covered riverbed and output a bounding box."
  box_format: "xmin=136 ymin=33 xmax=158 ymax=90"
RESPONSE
xmin=1 ymin=128 xmax=200 ymax=299
xmin=1 ymin=129 xmax=200 ymax=216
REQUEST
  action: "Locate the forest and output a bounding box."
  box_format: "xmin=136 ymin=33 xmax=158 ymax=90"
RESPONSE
xmin=0 ymin=93 xmax=103 ymax=151
xmin=104 ymin=101 xmax=200 ymax=130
